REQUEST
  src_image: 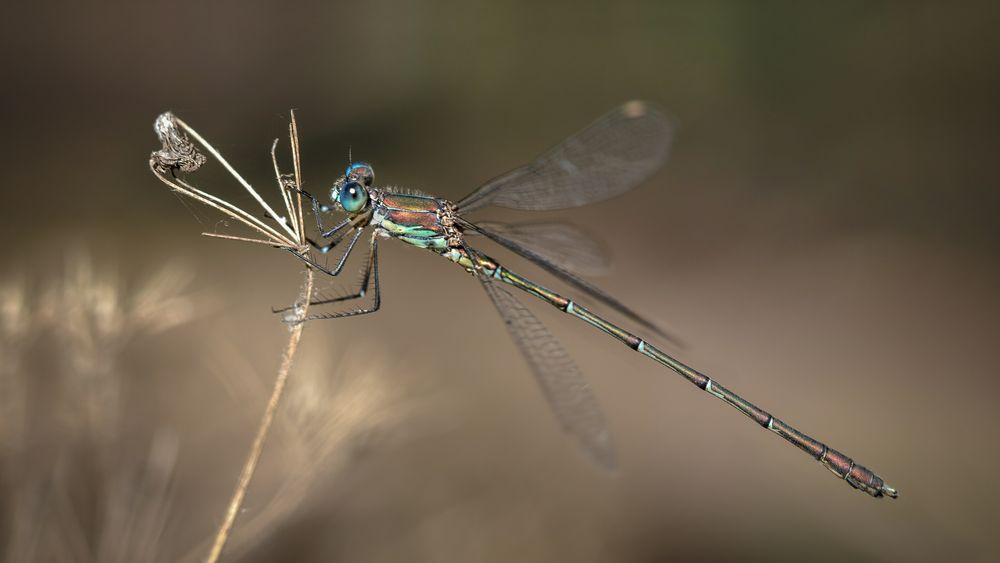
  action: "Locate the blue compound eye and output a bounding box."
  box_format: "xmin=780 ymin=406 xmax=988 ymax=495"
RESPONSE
xmin=345 ymin=161 xmax=374 ymax=186
xmin=337 ymin=181 xmax=369 ymax=213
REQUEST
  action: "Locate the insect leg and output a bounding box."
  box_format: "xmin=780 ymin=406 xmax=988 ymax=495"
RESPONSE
xmin=297 ymin=233 xmax=381 ymax=323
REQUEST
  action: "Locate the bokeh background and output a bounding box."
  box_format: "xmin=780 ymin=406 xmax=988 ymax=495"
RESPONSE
xmin=2 ymin=2 xmax=999 ymax=561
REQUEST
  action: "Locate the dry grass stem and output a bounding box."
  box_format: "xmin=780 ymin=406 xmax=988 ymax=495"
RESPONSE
xmin=2 ymin=257 xmax=197 ymax=563
xmin=203 ymin=270 xmax=313 ymax=563
xmin=206 ymin=343 xmax=416 ymax=559
xmin=39 ymin=255 xmax=199 ymax=446
xmin=200 ymin=232 xmax=287 ymax=247
xmin=150 ymin=113 xmax=305 ymax=250
xmin=151 ymin=110 xmax=317 ymax=563
xmin=171 ymin=115 xmax=298 ymax=242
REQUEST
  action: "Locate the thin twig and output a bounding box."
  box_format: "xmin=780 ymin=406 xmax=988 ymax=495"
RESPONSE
xmin=289 ymin=112 xmax=305 ymax=242
xmin=150 ymin=166 xmax=292 ymax=247
xmin=173 ymin=116 xmax=299 ymax=242
xmin=203 ymin=269 xmax=313 ymax=563
xmin=199 ymin=110 xmax=313 ymax=563
xmin=200 ymin=232 xmax=283 ymax=247
xmin=271 ymin=139 xmax=296 ymax=234
xmin=150 ymin=114 xmax=298 ymax=247
xmin=150 ymin=110 xmax=318 ymax=562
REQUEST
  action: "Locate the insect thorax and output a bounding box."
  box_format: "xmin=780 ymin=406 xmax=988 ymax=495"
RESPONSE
xmin=371 ymin=190 xmax=462 ymax=252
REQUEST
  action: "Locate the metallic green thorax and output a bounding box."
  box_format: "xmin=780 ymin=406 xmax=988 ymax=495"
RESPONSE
xmin=371 ymin=191 xmax=454 ymax=252
xmin=371 ymin=190 xmax=517 ymax=276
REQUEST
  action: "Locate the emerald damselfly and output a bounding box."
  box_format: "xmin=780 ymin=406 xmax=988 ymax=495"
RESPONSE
xmin=281 ymin=101 xmax=897 ymax=499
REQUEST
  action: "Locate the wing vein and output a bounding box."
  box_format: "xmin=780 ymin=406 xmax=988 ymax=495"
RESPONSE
xmin=457 ymin=101 xmax=673 ymax=212
xmin=479 ymin=275 xmax=616 ymax=468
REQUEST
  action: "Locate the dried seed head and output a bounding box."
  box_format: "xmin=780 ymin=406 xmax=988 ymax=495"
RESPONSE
xmin=151 ymin=112 xmax=206 ymax=173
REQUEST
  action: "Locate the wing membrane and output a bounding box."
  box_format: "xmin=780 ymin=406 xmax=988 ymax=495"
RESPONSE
xmin=472 ymin=221 xmax=610 ymax=277
xmin=479 ymin=276 xmax=616 ymax=469
xmin=457 ymin=101 xmax=673 ymax=212
xmin=467 ymin=220 xmax=678 ymax=343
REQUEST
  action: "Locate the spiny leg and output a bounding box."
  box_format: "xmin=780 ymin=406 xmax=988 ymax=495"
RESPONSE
xmin=272 ymin=249 xmax=374 ymax=314
xmin=314 ymin=227 xmax=363 ymax=269
xmin=262 ymin=195 xmax=354 ymax=272
xmin=296 ymin=232 xmax=381 ymax=323
xmin=288 ymin=226 xmax=364 ymax=278
xmin=320 ymin=217 xmax=351 ymax=239
xmin=285 ymin=185 xmax=338 ymax=234
xmin=299 ymin=217 xmax=353 ymax=255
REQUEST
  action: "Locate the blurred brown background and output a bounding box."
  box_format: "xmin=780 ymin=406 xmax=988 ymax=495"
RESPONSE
xmin=2 ymin=1 xmax=999 ymax=562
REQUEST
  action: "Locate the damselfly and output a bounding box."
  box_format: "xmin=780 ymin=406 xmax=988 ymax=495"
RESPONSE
xmin=281 ymin=101 xmax=897 ymax=499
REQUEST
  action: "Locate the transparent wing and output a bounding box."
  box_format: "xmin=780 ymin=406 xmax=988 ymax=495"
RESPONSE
xmin=479 ymin=275 xmax=615 ymax=469
xmin=466 ymin=219 xmax=679 ymax=344
xmin=472 ymin=221 xmax=610 ymax=277
xmin=457 ymin=101 xmax=673 ymax=212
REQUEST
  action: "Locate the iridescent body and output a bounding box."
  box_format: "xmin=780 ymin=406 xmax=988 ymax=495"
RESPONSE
xmin=290 ymin=102 xmax=897 ymax=499
xmin=372 ymin=192 xmax=453 ymax=251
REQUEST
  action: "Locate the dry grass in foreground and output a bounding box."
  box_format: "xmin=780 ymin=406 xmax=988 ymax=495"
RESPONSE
xmin=0 ymin=252 xmax=412 ymax=562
